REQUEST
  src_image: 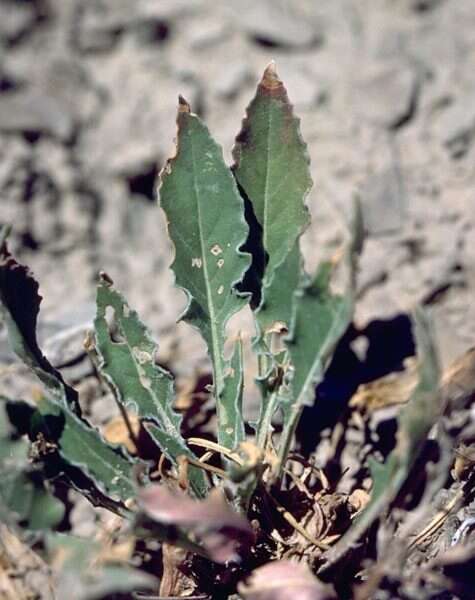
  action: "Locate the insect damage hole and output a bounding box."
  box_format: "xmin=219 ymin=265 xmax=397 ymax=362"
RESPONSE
xmin=217 ymin=258 xmax=224 ymax=268
xmin=133 ymin=346 xmax=153 ymax=365
xmin=105 ymin=306 xmax=126 ymax=344
xmin=210 ymin=244 xmax=223 ymax=256
xmin=192 ymin=257 xmax=202 ymax=268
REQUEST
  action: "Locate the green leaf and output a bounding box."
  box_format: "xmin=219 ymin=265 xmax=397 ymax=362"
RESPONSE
xmin=0 ymin=469 xmax=34 ymax=524
xmin=158 ymin=97 xmax=250 ymax=449
xmin=269 ymin=200 xmax=364 ymax=470
xmin=0 ymin=401 xmax=65 ymax=530
xmin=0 ymin=227 xmax=80 ymax=413
xmin=36 ymin=396 xmax=138 ymax=505
xmin=46 ymin=534 xmax=157 ymax=600
xmin=274 ymin=262 xmax=352 ymax=470
xmin=219 ymin=336 xmax=246 ymax=451
xmin=322 ymin=308 xmax=441 ymax=569
xmin=233 ymin=63 xmax=312 ymax=333
xmin=286 ymin=262 xmax=352 ymax=408
xmin=28 ymin=488 xmax=65 ymax=530
xmin=0 ymin=235 xmax=138 ymax=508
xmin=77 ymin=566 xmax=156 ymax=600
xmin=93 ymin=276 xmax=208 ymax=497
xmin=254 ymin=241 xmax=302 ymax=335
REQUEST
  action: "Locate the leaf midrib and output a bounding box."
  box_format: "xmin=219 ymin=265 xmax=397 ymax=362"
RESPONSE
xmin=189 ymin=133 xmax=225 ymax=399
xmin=64 ymin=413 xmax=134 ymax=495
xmin=262 ymin=101 xmax=273 ymax=262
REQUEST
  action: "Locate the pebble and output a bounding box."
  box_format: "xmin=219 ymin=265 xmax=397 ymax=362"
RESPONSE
xmin=360 ymin=163 xmax=405 ymax=236
xmin=232 ymin=0 xmax=323 ymax=48
xmin=436 ymin=89 xmax=475 ymax=158
xmin=353 ymin=64 xmax=420 ymax=129
xmin=0 ymin=90 xmax=74 ymax=142
xmin=213 ymin=62 xmax=254 ymax=99
xmin=187 ymin=20 xmax=230 ymax=50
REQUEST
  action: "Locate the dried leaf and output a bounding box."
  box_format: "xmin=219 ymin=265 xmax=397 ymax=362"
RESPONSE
xmin=441 ymin=346 xmax=475 ymax=416
xmin=102 ymin=413 xmax=140 ymax=454
xmin=239 ymin=560 xmax=336 ymax=600
xmin=139 ymin=485 xmax=254 ymax=563
xmin=0 ymin=524 xmax=55 ymax=600
xmin=349 ymin=357 xmax=419 ymax=415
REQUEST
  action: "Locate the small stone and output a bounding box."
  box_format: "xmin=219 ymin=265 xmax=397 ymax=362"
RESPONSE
xmin=360 ymin=162 xmax=405 ymax=236
xmin=417 ymin=224 xmax=462 ymax=299
xmin=90 ymin=393 xmax=120 ymax=425
xmin=233 ymin=0 xmax=323 ymax=49
xmin=435 ymin=89 xmax=475 ymax=159
xmin=407 ymin=0 xmax=445 ymax=11
xmin=362 ymin=167 xmax=404 ymax=234
xmin=138 ymin=0 xmax=205 ymax=21
xmin=69 ymin=494 xmax=98 ymax=538
xmin=0 ymin=0 xmax=36 ymax=45
xmin=213 ymin=63 xmax=254 ymax=100
xmin=0 ymin=90 xmax=74 ymax=142
xmin=73 ymin=0 xmax=136 ymax=53
xmin=41 ymin=302 xmax=95 ymax=353
xmin=280 ymin=68 xmax=327 ymax=111
xmin=354 ymin=64 xmax=420 ymax=129
xmin=187 ymin=20 xmax=229 ymax=50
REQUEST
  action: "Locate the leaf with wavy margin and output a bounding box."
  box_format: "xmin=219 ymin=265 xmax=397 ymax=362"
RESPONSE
xmin=0 ymin=230 xmax=138 ymax=507
xmin=158 ymin=98 xmax=250 ymax=449
xmin=94 ymin=276 xmax=208 ymax=497
xmin=233 ymin=63 xmax=311 ymax=333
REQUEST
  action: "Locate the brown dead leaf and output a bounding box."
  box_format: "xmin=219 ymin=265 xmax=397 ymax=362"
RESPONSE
xmin=441 ymin=346 xmax=475 ymax=415
xmin=174 ymin=375 xmax=199 ymax=410
xmin=92 ymin=512 xmax=135 ymax=566
xmin=350 ymin=347 xmax=475 ymax=418
xmin=159 ymin=543 xmax=196 ymax=597
xmin=348 ymin=489 xmax=371 ymax=514
xmin=102 ymin=413 xmax=140 ymax=453
xmin=0 ymin=525 xmax=54 ymax=600
xmin=238 ymin=560 xmax=336 ymax=600
xmin=349 ymin=357 xmax=418 ymax=415
xmin=453 ymin=443 xmax=475 ymax=481
xmin=138 ymin=485 xmax=254 ymax=563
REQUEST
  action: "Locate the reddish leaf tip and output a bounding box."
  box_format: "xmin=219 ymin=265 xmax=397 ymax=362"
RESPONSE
xmin=99 ymin=271 xmax=114 ymax=286
xmin=178 ymin=94 xmax=191 ymax=114
xmin=261 ymin=61 xmax=282 ymax=91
